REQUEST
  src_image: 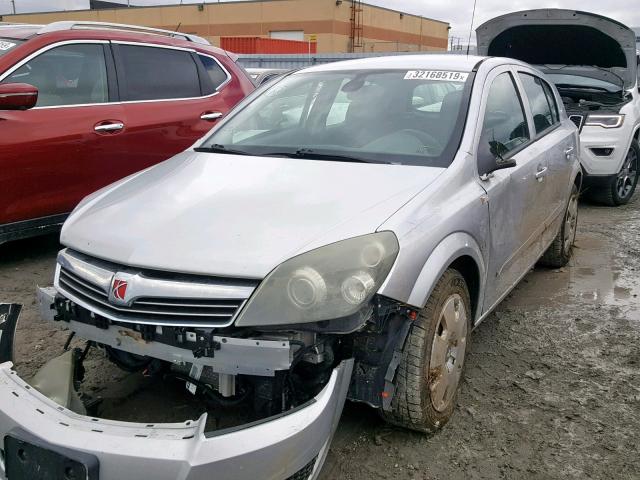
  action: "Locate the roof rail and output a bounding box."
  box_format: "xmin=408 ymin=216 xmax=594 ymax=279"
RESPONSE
xmin=37 ymin=21 xmax=210 ymax=45
xmin=0 ymin=22 xmax=43 ymax=28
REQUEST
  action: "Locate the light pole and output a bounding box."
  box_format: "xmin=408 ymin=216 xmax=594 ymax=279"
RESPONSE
xmin=10 ymin=0 xmax=16 ymax=14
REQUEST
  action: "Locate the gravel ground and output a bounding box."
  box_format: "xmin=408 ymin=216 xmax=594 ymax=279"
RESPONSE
xmin=0 ymin=195 xmax=639 ymax=479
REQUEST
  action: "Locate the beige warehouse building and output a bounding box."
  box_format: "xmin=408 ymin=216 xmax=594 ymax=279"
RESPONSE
xmin=1 ymin=0 xmax=450 ymax=53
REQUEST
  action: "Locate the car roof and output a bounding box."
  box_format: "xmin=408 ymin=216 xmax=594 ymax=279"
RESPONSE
xmin=0 ymin=22 xmax=228 ymax=57
xmin=299 ymin=54 xmax=487 ymax=73
xmin=0 ymin=24 xmax=41 ymax=39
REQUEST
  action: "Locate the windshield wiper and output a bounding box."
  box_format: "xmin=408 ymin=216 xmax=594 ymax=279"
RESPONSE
xmin=194 ymin=144 xmax=252 ymax=156
xmin=270 ymin=148 xmax=391 ymax=164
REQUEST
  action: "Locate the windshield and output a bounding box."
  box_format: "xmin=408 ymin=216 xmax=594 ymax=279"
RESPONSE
xmin=546 ymin=73 xmax=621 ymax=93
xmin=202 ymin=69 xmax=471 ymax=166
xmin=0 ymin=39 xmax=23 ymax=58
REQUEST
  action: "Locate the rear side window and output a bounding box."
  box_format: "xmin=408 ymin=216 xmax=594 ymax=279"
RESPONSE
xmin=1 ymin=43 xmax=108 ymax=107
xmin=541 ymin=80 xmax=560 ymax=124
xmin=481 ymin=72 xmax=530 ymax=157
xmin=198 ymin=54 xmax=230 ymax=94
xmin=117 ymin=45 xmax=201 ymax=101
xmin=519 ymin=73 xmax=558 ymax=134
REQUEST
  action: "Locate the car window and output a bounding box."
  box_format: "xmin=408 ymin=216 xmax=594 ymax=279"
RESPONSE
xmin=481 ymin=72 xmax=529 ymax=158
xmin=203 ymin=69 xmax=472 ymax=167
xmin=0 ymin=39 xmax=23 ymax=57
xmin=117 ymin=45 xmax=201 ymax=101
xmin=198 ymin=54 xmax=229 ymax=93
xmin=1 ymin=43 xmax=108 ymax=107
xmin=540 ymin=80 xmax=560 ymax=124
xmin=519 ymin=73 xmax=557 ymax=135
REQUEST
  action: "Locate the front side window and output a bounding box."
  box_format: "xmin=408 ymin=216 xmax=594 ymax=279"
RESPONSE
xmin=0 ymin=38 xmax=24 ymax=58
xmin=117 ymin=45 xmax=200 ymax=101
xmin=1 ymin=43 xmax=108 ymax=107
xmin=480 ymin=72 xmax=529 ymax=158
xmin=519 ymin=73 xmax=557 ymax=134
xmin=202 ymin=69 xmax=472 ymax=167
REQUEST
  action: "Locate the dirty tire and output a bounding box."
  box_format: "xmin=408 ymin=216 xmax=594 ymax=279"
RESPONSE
xmin=539 ymin=183 xmax=579 ymax=268
xmin=381 ymin=269 xmax=471 ymax=434
xmin=587 ymin=140 xmax=639 ymax=206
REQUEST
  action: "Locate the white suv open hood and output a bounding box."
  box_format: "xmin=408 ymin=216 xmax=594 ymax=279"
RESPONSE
xmin=61 ymin=151 xmax=443 ymax=279
xmin=476 ymin=9 xmax=638 ymax=89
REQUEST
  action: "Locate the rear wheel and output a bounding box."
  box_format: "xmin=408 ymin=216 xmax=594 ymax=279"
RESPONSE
xmin=539 ymin=183 xmax=579 ymax=268
xmin=587 ymin=141 xmax=639 ymax=206
xmin=381 ymin=269 xmax=471 ymax=433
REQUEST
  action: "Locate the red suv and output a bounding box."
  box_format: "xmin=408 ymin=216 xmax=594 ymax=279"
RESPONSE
xmin=0 ymin=21 xmax=254 ymax=244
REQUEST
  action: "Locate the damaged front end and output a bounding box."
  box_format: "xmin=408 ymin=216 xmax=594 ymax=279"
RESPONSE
xmin=0 ymin=237 xmax=414 ymax=479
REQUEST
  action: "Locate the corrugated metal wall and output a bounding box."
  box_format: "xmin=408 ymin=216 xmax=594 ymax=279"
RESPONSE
xmin=235 ymin=50 xmax=455 ymax=69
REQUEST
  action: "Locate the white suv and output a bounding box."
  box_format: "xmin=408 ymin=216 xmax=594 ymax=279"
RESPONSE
xmin=478 ymin=9 xmax=640 ymax=205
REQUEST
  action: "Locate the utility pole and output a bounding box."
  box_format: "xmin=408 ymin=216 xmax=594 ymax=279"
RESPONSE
xmin=10 ymin=0 xmax=16 ymax=14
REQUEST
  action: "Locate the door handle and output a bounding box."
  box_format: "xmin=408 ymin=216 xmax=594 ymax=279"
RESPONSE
xmin=535 ymin=166 xmax=548 ymax=181
xmin=94 ymin=122 xmax=124 ymax=132
xmin=201 ymin=112 xmax=223 ymax=121
xmin=564 ymin=146 xmax=575 ymax=159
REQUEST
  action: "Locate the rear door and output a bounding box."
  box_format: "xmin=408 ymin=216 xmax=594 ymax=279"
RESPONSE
xmin=0 ymin=40 xmax=124 ymax=226
xmin=515 ymin=69 xmax=576 ymax=246
xmin=109 ymin=42 xmax=234 ymax=174
xmin=477 ymin=67 xmax=551 ymax=311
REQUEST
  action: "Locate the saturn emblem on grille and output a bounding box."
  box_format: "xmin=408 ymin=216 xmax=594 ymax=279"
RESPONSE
xmin=109 ymin=276 xmax=132 ymax=305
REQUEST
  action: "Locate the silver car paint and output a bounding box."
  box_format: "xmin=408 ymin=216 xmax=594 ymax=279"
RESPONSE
xmin=61 ymin=152 xmax=444 ymax=279
xmin=60 ymin=55 xmax=580 ymax=325
xmin=0 ymin=352 xmax=353 ymax=480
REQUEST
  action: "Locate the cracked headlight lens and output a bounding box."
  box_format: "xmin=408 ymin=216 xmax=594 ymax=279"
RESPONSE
xmin=584 ymin=114 xmax=624 ymax=128
xmin=235 ymin=232 xmax=399 ymax=326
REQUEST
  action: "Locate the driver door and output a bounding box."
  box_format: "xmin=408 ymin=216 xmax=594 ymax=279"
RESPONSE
xmin=477 ymin=68 xmax=550 ymax=311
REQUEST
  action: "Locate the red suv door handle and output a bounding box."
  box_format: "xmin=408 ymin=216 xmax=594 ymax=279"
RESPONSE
xmin=200 ymin=112 xmax=223 ymax=121
xmin=94 ymin=121 xmax=125 ymax=133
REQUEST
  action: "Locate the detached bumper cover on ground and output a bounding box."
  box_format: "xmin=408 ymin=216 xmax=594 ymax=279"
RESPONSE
xmin=0 ymin=304 xmax=353 ymax=480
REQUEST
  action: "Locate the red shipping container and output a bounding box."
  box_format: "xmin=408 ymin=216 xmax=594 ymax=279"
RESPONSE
xmin=221 ymin=37 xmax=317 ymax=54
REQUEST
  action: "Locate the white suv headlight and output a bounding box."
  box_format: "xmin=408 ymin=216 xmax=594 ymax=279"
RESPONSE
xmin=584 ymin=114 xmax=624 ymax=128
xmin=235 ymin=232 xmax=399 ymax=327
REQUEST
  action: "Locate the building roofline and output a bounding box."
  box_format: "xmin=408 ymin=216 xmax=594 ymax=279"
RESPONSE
xmin=0 ymin=0 xmax=449 ymax=27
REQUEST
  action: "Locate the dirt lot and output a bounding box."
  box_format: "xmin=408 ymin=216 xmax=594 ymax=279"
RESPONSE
xmin=1 ymin=195 xmax=639 ymax=479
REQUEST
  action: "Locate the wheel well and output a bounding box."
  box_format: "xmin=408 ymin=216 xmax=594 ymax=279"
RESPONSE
xmin=634 ymin=128 xmax=639 ymax=142
xmin=449 ymin=256 xmax=480 ymax=321
xmin=574 ymin=170 xmax=583 ymax=190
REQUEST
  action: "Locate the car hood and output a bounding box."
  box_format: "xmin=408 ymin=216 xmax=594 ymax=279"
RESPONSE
xmin=476 ymin=9 xmax=638 ymax=89
xmin=61 ymin=151 xmax=443 ymax=278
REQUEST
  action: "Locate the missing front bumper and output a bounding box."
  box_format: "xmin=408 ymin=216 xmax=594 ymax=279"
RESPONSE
xmin=0 ymin=303 xmax=354 ymax=480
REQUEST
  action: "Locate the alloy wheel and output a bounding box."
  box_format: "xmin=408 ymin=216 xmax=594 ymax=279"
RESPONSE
xmin=429 ymin=294 xmax=468 ymax=412
xmin=563 ymin=191 xmax=579 ymax=254
xmin=616 ymin=147 xmax=638 ymax=200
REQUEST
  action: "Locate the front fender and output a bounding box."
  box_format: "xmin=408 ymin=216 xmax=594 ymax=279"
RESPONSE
xmin=406 ymin=232 xmax=486 ymax=319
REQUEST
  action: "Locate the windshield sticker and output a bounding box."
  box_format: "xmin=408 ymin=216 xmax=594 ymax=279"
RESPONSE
xmin=0 ymin=41 xmax=16 ymax=51
xmin=405 ymin=70 xmax=469 ymax=82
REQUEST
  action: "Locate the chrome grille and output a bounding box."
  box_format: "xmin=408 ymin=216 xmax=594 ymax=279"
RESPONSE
xmin=55 ymin=249 xmax=257 ymax=327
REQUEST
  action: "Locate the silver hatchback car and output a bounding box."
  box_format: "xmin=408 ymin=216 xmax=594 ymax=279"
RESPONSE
xmin=2 ymin=55 xmax=579 ymax=480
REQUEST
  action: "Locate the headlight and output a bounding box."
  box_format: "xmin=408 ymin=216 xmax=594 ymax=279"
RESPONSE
xmin=235 ymin=232 xmax=399 ymax=326
xmin=584 ymin=114 xmax=624 ymax=128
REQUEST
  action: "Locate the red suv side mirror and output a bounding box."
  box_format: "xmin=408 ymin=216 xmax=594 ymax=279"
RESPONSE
xmin=0 ymin=83 xmax=38 ymax=110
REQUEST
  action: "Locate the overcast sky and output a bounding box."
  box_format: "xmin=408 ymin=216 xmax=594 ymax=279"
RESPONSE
xmin=1 ymin=0 xmax=639 ymax=43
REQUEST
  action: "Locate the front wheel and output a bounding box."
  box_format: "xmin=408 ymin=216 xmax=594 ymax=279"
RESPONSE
xmin=587 ymin=141 xmax=639 ymax=206
xmin=381 ymin=269 xmax=471 ymax=433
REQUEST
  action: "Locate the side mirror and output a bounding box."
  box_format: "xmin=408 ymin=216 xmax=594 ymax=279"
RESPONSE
xmin=477 ymin=135 xmax=516 ymax=177
xmin=0 ymin=83 xmax=38 ymax=111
